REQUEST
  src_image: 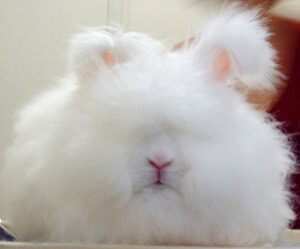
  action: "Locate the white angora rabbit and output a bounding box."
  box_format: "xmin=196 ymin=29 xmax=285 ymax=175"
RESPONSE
xmin=0 ymin=6 xmax=295 ymax=246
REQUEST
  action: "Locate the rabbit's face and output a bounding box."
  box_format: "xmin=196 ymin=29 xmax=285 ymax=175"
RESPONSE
xmin=67 ymin=18 xmax=278 ymax=210
xmin=76 ymin=51 xmax=238 ymax=206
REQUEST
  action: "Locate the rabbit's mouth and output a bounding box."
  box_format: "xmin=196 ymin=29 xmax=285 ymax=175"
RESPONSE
xmin=145 ymin=167 xmax=186 ymax=192
xmin=147 ymin=182 xmax=174 ymax=191
xmin=149 ymin=173 xmax=178 ymax=191
xmin=153 ymin=168 xmax=165 ymax=185
xmin=133 ymin=167 xmax=184 ymax=194
xmin=145 ymin=175 xmax=175 ymax=190
xmin=155 ymin=179 xmax=163 ymax=185
xmin=132 ymin=177 xmax=181 ymax=196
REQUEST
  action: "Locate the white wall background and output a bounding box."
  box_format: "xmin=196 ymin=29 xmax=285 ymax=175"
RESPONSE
xmin=117 ymin=0 xmax=212 ymax=45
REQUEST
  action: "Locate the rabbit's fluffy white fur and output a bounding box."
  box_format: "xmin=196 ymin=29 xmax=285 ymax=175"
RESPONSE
xmin=0 ymin=6 xmax=295 ymax=246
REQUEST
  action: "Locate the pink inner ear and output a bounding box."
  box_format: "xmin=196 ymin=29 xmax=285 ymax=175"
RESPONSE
xmin=213 ymin=49 xmax=230 ymax=82
xmin=102 ymin=51 xmax=116 ymax=67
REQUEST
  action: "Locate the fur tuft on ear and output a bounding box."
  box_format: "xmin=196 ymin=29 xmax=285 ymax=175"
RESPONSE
xmin=192 ymin=5 xmax=281 ymax=91
xmin=68 ymin=27 xmax=164 ymax=82
xmin=68 ymin=29 xmax=113 ymax=81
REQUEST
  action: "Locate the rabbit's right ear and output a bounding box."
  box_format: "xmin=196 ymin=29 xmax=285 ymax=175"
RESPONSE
xmin=68 ymin=28 xmax=164 ymax=83
xmin=189 ymin=6 xmax=281 ymax=92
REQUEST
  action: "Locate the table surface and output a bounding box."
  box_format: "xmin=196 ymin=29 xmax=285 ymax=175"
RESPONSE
xmin=1 ymin=230 xmax=300 ymax=249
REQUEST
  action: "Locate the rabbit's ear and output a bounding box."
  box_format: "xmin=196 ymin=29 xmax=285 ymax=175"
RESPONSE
xmin=191 ymin=6 xmax=281 ymax=91
xmin=211 ymin=49 xmax=231 ymax=82
xmin=68 ymin=27 xmax=164 ymax=82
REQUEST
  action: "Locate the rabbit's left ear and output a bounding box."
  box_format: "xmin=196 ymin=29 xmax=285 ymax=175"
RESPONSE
xmin=191 ymin=6 xmax=280 ymax=91
xmin=68 ymin=28 xmax=164 ymax=83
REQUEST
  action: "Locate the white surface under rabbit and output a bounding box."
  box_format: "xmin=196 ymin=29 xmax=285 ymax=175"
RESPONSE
xmin=0 ymin=7 xmax=295 ymax=246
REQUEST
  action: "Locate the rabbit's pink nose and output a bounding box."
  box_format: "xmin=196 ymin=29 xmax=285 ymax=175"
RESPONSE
xmin=147 ymin=156 xmax=173 ymax=169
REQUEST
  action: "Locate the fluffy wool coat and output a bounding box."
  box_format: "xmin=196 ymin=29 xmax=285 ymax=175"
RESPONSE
xmin=0 ymin=6 xmax=295 ymax=246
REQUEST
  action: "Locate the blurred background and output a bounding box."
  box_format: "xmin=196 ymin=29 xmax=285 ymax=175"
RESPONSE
xmin=0 ymin=0 xmax=300 ymax=227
